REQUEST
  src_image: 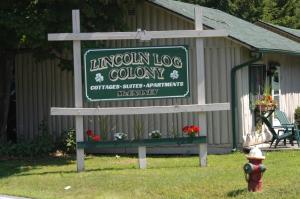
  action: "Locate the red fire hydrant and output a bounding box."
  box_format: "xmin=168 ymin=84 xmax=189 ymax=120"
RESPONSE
xmin=243 ymin=147 xmax=266 ymax=192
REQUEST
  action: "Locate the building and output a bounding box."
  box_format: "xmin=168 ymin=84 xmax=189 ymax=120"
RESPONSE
xmin=14 ymin=0 xmax=300 ymax=153
xmin=256 ymin=20 xmax=300 ymax=43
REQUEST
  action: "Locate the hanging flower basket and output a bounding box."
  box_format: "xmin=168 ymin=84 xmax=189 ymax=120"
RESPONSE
xmin=255 ymin=95 xmax=277 ymax=113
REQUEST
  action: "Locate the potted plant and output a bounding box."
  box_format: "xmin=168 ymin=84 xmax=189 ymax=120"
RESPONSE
xmin=113 ymin=132 xmax=128 ymax=141
xmin=182 ymin=125 xmax=201 ymax=137
xmin=255 ymin=94 xmax=277 ymax=113
xmin=86 ymin=129 xmax=101 ymax=142
xmin=149 ymin=130 xmax=161 ymax=139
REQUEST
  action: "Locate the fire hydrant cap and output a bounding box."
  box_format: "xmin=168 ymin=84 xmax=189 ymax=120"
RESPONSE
xmin=246 ymin=147 xmax=265 ymax=160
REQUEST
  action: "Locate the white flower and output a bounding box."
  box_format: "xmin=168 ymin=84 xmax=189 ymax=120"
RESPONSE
xmin=114 ymin=132 xmax=128 ymax=140
xmin=149 ymin=130 xmax=161 ymax=138
xmin=95 ymin=73 xmax=104 ymax=83
xmin=170 ymin=70 xmax=179 ymax=80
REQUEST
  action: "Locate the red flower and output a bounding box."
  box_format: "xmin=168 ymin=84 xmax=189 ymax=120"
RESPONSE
xmin=182 ymin=125 xmax=201 ymax=136
xmin=86 ymin=129 xmax=94 ymax=137
xmin=92 ymin=135 xmax=101 ymax=142
xmin=267 ymin=96 xmax=272 ymax=101
xmin=191 ymin=125 xmax=200 ymax=133
xmin=182 ymin=126 xmax=189 ymax=133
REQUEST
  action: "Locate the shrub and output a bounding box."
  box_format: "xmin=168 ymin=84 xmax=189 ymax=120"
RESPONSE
xmin=56 ymin=129 xmax=76 ymax=155
xmin=295 ymin=107 xmax=300 ymax=129
xmin=0 ymin=121 xmax=55 ymax=158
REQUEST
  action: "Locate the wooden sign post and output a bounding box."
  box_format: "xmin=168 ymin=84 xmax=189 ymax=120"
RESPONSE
xmin=73 ymin=10 xmax=84 ymax=171
xmin=48 ymin=7 xmax=229 ymax=172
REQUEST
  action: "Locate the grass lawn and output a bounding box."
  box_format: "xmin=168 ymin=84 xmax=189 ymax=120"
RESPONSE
xmin=0 ymin=151 xmax=300 ymax=199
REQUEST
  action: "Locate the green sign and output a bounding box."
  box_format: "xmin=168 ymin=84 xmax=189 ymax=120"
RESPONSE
xmin=84 ymin=46 xmax=189 ymax=101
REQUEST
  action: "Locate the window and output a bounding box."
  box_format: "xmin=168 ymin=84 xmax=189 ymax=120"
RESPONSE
xmin=249 ymin=63 xmax=280 ymax=109
xmin=249 ymin=64 xmax=266 ymax=129
xmin=249 ymin=64 xmax=266 ymax=109
xmin=249 ymin=62 xmax=281 ymax=129
xmin=271 ymin=66 xmax=280 ymax=109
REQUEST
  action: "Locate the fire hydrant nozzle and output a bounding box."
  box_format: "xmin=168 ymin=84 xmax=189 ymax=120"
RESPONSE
xmin=244 ymin=163 xmax=266 ymax=174
xmin=243 ymin=147 xmax=266 ymax=192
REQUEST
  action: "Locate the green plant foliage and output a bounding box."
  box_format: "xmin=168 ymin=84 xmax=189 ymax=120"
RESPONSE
xmin=179 ymin=0 xmax=230 ymax=12
xmin=180 ymin=0 xmax=299 ymax=28
xmin=255 ymin=121 xmax=263 ymax=134
xmin=263 ymin=0 xmax=300 ymax=29
xmin=0 ymin=120 xmax=55 ymax=157
xmin=0 ymin=124 xmax=78 ymax=157
xmin=179 ymin=0 xmax=263 ymax=23
xmin=169 ymin=126 xmax=178 ymax=138
xmin=98 ymin=116 xmax=109 ymax=140
xmin=57 ymin=129 xmax=76 ymax=154
xmin=229 ymin=0 xmax=263 ymax=23
xmin=295 ymin=106 xmax=300 ymax=128
xmin=0 ymin=0 xmax=129 ymax=68
xmin=134 ymin=117 xmax=144 ymax=140
xmin=149 ymin=130 xmax=161 ymax=139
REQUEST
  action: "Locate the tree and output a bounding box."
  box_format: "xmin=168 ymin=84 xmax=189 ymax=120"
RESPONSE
xmin=180 ymin=0 xmax=299 ymax=28
xmin=263 ymin=0 xmax=300 ymax=29
xmin=0 ymin=0 xmax=128 ymax=142
xmin=179 ymin=0 xmax=230 ymax=12
xmin=179 ymin=0 xmax=263 ymax=22
xmin=229 ymin=0 xmax=264 ymax=23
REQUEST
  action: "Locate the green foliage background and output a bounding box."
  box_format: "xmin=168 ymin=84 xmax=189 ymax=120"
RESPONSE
xmin=0 ymin=0 xmax=131 ymax=143
xmin=0 ymin=0 xmax=129 ymax=69
xmin=181 ymin=0 xmax=300 ymax=28
xmin=1 ymin=0 xmax=299 ymax=55
xmin=0 ymin=0 xmax=298 ymax=63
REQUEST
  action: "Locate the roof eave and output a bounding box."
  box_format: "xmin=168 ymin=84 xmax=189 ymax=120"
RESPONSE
xmin=146 ymin=0 xmax=254 ymax=50
xmin=256 ymin=20 xmax=300 ymax=43
xmin=257 ymin=48 xmax=300 ymax=56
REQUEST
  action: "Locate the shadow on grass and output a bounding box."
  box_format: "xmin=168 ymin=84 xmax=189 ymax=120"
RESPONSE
xmin=227 ymin=188 xmax=248 ymax=197
xmin=13 ymin=164 xmax=206 ymax=177
xmin=0 ymin=154 xmax=210 ymax=178
xmin=14 ymin=166 xmax=138 ymax=177
xmin=0 ymin=156 xmax=75 ymax=178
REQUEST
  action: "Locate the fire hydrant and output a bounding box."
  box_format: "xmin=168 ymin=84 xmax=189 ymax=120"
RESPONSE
xmin=243 ymin=147 xmax=266 ymax=192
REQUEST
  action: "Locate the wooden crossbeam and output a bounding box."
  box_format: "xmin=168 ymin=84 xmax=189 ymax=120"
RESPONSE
xmin=51 ymin=103 xmax=230 ymax=116
xmin=48 ymin=29 xmax=227 ymax=41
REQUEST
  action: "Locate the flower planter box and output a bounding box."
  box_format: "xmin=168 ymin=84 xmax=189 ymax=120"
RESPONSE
xmin=77 ymin=136 xmax=207 ymax=169
xmin=77 ymin=136 xmax=207 ymax=148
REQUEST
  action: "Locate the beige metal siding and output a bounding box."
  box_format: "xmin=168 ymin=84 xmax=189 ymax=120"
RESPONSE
xmin=237 ymin=49 xmax=255 ymax=144
xmin=262 ymin=54 xmax=300 ymax=121
xmin=15 ymin=2 xmax=250 ymax=147
xmin=15 ymin=55 xmax=75 ymax=139
xmin=238 ymin=53 xmax=300 ymax=145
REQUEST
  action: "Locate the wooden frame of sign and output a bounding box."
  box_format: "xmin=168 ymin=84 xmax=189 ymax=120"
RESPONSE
xmin=48 ymin=6 xmax=229 ymax=172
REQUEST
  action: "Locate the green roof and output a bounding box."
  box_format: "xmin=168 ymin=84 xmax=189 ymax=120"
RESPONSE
xmin=148 ymin=0 xmax=300 ymax=55
xmin=266 ymin=22 xmax=300 ymax=38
